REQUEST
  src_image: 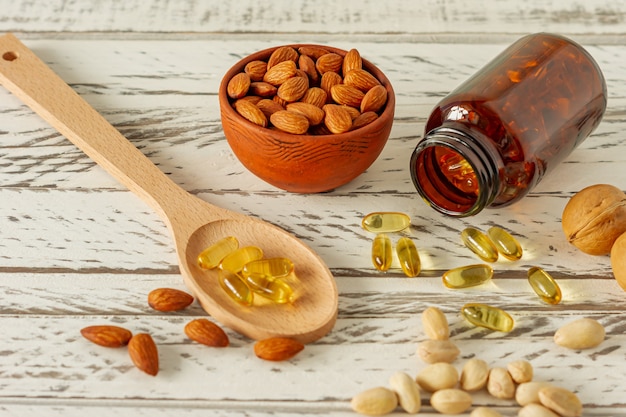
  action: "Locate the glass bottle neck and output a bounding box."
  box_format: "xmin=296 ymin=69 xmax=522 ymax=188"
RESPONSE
xmin=409 ymin=126 xmax=502 ymax=217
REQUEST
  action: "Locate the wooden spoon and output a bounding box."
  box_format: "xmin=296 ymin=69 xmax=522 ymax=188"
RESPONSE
xmin=0 ymin=33 xmax=338 ymax=344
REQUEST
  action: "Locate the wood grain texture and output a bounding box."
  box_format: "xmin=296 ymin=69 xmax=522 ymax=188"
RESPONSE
xmin=1 ymin=1 xmax=626 ymax=415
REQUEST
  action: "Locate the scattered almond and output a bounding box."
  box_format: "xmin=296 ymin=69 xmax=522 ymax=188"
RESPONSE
xmin=416 ymin=339 xmax=460 ymax=364
xmin=253 ymin=337 xmax=305 ymax=361
xmin=460 ymin=358 xmax=490 ymax=391
xmin=389 ymin=371 xmax=420 ymax=414
xmin=554 ymin=317 xmax=605 ymax=349
xmin=486 ymin=367 xmax=515 ymax=399
xmin=147 ymin=288 xmax=194 ymax=312
xmin=80 ymin=325 xmax=133 ymax=348
xmin=351 ymin=386 xmax=398 ymax=416
xmin=416 ymin=362 xmax=459 ymax=392
xmin=184 ymin=318 xmax=229 ymax=347
xmin=421 ymin=306 xmax=450 ymax=340
xmin=128 ymin=333 xmax=159 ymax=376
xmin=430 ymin=388 xmax=472 ymax=415
xmin=538 ymin=386 xmax=583 ymax=417
xmin=507 ymin=359 xmax=533 ymax=384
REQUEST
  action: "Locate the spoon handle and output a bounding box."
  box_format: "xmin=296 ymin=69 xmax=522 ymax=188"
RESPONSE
xmin=0 ymin=33 xmax=199 ymax=224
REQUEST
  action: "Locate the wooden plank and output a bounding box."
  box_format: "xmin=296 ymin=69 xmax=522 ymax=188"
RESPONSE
xmin=0 ymin=0 xmax=625 ymax=37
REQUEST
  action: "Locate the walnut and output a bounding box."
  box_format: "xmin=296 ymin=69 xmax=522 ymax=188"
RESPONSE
xmin=561 ymin=184 xmax=626 ymax=255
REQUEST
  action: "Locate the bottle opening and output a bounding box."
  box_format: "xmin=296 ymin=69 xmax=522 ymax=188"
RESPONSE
xmin=410 ymin=145 xmax=479 ymax=215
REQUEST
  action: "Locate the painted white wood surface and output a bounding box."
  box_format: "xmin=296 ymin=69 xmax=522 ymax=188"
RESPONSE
xmin=1 ymin=1 xmax=626 ymax=416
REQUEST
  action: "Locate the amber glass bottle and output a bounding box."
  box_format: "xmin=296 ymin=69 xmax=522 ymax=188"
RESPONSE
xmin=410 ymin=33 xmax=607 ymax=216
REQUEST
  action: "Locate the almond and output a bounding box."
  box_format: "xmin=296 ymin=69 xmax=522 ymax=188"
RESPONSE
xmin=253 ymin=337 xmax=305 ymax=361
xmin=227 ymin=72 xmax=251 ymax=99
xmin=422 ymin=306 xmax=450 ymax=340
xmin=263 ymin=60 xmax=297 ymax=86
xmin=128 ymin=333 xmax=159 ymax=376
xmin=351 ymin=387 xmax=398 ymax=416
xmin=344 ymin=68 xmax=381 ymax=92
xmin=298 ymin=46 xmax=330 ymax=60
xmin=234 ymin=99 xmax=268 ymax=127
xmin=320 ymin=71 xmax=343 ymax=100
xmin=184 ymin=318 xmax=230 ymax=347
xmin=323 ymin=104 xmax=353 ymax=134
xmin=330 ymin=84 xmax=365 ymax=108
xmin=267 ymin=46 xmax=298 ymax=69
xmin=298 ymin=54 xmax=319 ymax=84
xmin=244 ymin=60 xmax=267 ymax=81
xmin=270 ymin=110 xmax=310 ymax=134
xmin=360 ymin=84 xmax=388 ymax=113
xmin=341 ymin=105 xmax=361 ymax=120
xmin=342 ymin=48 xmax=362 ymax=74
xmin=147 ymin=288 xmax=194 ymax=312
xmin=286 ymin=102 xmax=325 ymax=126
xmin=351 ymin=111 xmax=378 ymax=130
xmin=277 ymin=76 xmax=309 ymax=102
xmin=249 ymin=81 xmax=278 ymax=97
xmin=316 ymin=53 xmax=343 ymax=74
xmin=80 ymin=325 xmax=132 ymax=348
xmin=301 ymin=87 xmax=328 ymax=108
xmin=257 ymin=99 xmax=284 ymax=118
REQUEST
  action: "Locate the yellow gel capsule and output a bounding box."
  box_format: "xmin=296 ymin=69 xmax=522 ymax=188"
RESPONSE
xmin=461 ymin=303 xmax=514 ymax=332
xmin=197 ymin=236 xmax=239 ymax=269
xmin=527 ymin=266 xmax=562 ymax=304
xmin=461 ymin=227 xmax=499 ymax=262
xmin=362 ymin=212 xmax=411 ymax=233
xmin=371 ymin=233 xmax=392 ymax=271
xmin=442 ymin=264 xmax=493 ymax=288
xmin=242 ymin=257 xmax=294 ymax=279
xmin=487 ymin=226 xmax=523 ymax=261
xmin=220 ymin=246 xmax=264 ymax=273
xmin=245 ymin=275 xmax=294 ymax=304
xmin=396 ymin=237 xmax=421 ymax=277
xmin=218 ymin=269 xmax=253 ymax=306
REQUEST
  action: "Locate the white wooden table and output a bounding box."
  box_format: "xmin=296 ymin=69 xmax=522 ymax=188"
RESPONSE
xmin=0 ymin=1 xmax=625 ymax=416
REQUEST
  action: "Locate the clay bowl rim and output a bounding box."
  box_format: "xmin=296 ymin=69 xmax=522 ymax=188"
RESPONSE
xmin=218 ymin=43 xmax=396 ymax=145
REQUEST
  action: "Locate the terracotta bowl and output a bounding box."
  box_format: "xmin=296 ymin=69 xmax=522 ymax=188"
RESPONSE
xmin=219 ymin=44 xmax=395 ymax=193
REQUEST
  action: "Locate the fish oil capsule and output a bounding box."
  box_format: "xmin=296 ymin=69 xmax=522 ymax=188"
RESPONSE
xmin=218 ymin=269 xmax=253 ymax=306
xmin=197 ymin=236 xmax=239 ymax=269
xmin=245 ymin=275 xmax=294 ymax=304
xmin=362 ymin=212 xmax=411 ymax=233
xmin=442 ymin=264 xmax=493 ymax=288
xmin=396 ymin=237 xmax=421 ymax=277
xmin=371 ymin=233 xmax=393 ymax=271
xmin=487 ymin=226 xmax=523 ymax=261
xmin=461 ymin=227 xmax=499 ymax=262
xmin=461 ymin=303 xmax=514 ymax=332
xmin=242 ymin=257 xmax=294 ymax=279
xmin=527 ymin=266 xmax=562 ymax=304
xmin=219 ymin=246 xmax=264 ymax=273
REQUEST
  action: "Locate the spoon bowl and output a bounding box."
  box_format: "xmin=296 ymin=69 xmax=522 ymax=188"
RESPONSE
xmin=0 ymin=33 xmax=338 ymax=343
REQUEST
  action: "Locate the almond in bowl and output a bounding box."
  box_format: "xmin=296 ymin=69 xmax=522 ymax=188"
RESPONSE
xmin=219 ymin=44 xmax=395 ymax=193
